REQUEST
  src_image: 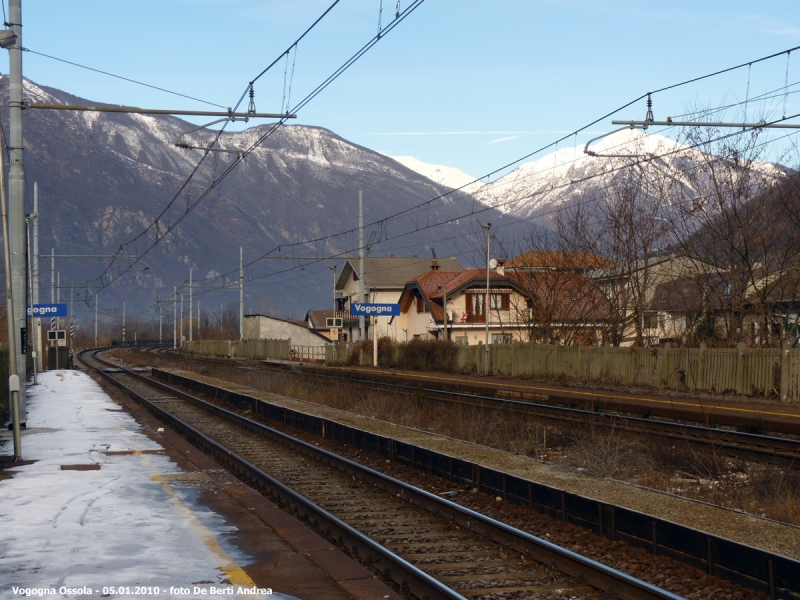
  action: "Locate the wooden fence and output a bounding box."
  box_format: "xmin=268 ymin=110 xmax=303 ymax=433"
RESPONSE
xmin=324 ymin=340 xmax=799 ymax=402
xmin=181 ymin=339 xmax=290 ymax=360
xmin=457 ymin=342 xmax=799 ymax=401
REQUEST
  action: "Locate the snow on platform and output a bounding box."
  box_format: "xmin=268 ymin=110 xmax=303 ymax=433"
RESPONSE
xmin=0 ymin=370 xmax=291 ymax=599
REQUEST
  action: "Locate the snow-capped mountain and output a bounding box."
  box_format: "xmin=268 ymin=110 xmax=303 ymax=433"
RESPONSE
xmin=388 ymin=155 xmax=485 ymax=196
xmin=7 ymin=77 xmax=525 ymax=318
xmin=474 ymin=129 xmax=782 ymax=225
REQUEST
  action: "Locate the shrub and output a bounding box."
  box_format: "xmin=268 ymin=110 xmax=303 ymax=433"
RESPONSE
xmin=396 ymin=339 xmax=459 ymax=372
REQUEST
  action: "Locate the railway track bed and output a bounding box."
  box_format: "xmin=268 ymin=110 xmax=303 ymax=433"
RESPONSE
xmin=85 ymin=348 xmax=800 ymax=599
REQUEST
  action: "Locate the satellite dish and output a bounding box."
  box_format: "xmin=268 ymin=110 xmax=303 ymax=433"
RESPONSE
xmin=489 ymin=259 xmax=498 ymax=269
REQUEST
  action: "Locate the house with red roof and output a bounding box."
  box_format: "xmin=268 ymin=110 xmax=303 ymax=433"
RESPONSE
xmin=396 ymin=260 xmax=614 ymax=345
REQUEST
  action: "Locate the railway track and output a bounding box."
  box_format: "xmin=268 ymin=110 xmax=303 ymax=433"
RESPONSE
xmin=156 ymin=351 xmax=800 ymax=470
xmin=81 ymin=348 xmax=681 ymax=600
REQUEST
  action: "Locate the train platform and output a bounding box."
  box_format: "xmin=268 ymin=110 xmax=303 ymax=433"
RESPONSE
xmin=267 ymin=360 xmax=800 ymax=435
xmin=0 ymin=370 xmax=400 ymax=600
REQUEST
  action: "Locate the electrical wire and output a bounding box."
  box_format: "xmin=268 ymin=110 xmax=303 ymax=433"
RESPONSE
xmin=83 ymin=0 xmax=425 ymax=300
xmin=23 ymin=48 xmax=227 ymax=109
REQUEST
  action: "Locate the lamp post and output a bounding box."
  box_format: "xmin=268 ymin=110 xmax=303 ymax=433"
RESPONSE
xmin=481 ymin=223 xmax=491 ymax=376
xmin=329 ymin=265 xmax=337 ymax=314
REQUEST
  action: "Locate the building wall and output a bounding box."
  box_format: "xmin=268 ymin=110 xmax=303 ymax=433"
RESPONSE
xmin=243 ymin=315 xmax=329 ymax=346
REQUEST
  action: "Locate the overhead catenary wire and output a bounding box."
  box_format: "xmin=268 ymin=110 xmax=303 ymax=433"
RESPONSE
xmin=84 ymin=0 xmax=425 ymax=301
xmin=23 ymin=48 xmax=227 ymax=109
xmin=187 ymin=114 xmax=799 ymax=298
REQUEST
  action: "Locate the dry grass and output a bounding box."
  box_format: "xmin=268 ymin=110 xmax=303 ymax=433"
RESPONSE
xmin=119 ymin=348 xmax=800 ymax=526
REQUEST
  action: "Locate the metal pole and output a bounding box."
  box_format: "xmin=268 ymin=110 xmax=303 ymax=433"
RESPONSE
xmin=0 ymin=129 xmax=21 ymax=455
xmin=373 ymin=315 xmax=378 ymax=367
xmin=159 ymin=306 xmax=162 ymax=343
xmin=57 ymin=272 xmax=60 ymax=303
xmin=197 ymin=300 xmax=200 ymax=340
xmin=122 ymin=301 xmax=126 ymax=344
xmin=8 ymin=0 xmax=27 ymax=422
xmin=32 ymin=182 xmax=39 ymax=371
xmin=484 ymin=223 xmax=491 ymax=376
xmin=332 ymin=266 xmax=337 ymax=314
xmin=239 ymin=246 xmax=244 ymax=340
xmin=26 ymin=211 xmax=36 ymax=384
xmin=51 ymin=249 xmax=54 ymax=303
xmin=94 ymin=292 xmax=98 ymax=348
xmin=443 ymin=286 xmax=448 ymax=342
xmin=69 ymin=285 xmax=73 ymax=352
xmin=359 ymin=190 xmax=365 ymax=340
xmin=189 ymin=267 xmax=193 ymax=342
xmin=180 ymin=294 xmax=183 ymax=346
xmin=173 ymin=286 xmax=177 ymax=349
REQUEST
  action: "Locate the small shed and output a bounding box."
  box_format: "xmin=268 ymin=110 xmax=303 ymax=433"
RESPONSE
xmin=243 ymin=314 xmax=330 ymax=346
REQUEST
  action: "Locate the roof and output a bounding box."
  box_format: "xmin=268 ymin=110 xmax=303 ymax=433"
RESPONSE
xmin=336 ymin=256 xmax=463 ymax=290
xmin=400 ymin=268 xmax=615 ymax=323
xmin=305 ymin=310 xmax=334 ymax=329
xmin=505 ymin=251 xmax=612 ymax=270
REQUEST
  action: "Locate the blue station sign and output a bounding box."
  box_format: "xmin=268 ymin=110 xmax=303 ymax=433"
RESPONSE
xmin=350 ymin=303 xmax=400 ymax=317
xmin=27 ymin=303 xmax=68 ymax=317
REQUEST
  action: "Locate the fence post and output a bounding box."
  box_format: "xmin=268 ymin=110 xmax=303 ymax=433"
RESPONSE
xmin=781 ymin=340 xmax=790 ymax=401
xmin=697 ymin=342 xmax=707 ymax=391
xmin=735 ymin=342 xmax=745 ymax=395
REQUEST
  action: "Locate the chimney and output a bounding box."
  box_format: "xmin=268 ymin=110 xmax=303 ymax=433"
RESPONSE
xmin=431 ymin=258 xmax=439 ymax=271
xmin=496 ymin=259 xmax=505 ymax=276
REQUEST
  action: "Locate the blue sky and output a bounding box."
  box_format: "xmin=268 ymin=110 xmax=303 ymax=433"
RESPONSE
xmin=15 ymin=1 xmax=800 ymax=178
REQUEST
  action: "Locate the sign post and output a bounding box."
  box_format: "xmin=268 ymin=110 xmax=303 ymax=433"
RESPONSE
xmin=349 ymin=304 xmax=399 ymax=367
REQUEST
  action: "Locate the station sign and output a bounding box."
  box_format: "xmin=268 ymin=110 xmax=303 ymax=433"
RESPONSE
xmin=27 ymin=303 xmax=68 ymax=317
xmin=350 ymin=303 xmax=400 ymax=316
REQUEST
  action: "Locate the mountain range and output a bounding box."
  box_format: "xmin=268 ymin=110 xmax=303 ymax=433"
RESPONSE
xmin=1 ymin=77 xmax=788 ymax=326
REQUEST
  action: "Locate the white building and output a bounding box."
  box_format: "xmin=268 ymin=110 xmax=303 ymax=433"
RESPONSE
xmin=335 ymin=256 xmax=463 ymax=341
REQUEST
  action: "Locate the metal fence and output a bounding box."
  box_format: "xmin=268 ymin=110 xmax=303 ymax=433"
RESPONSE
xmin=290 ymin=345 xmax=327 ymax=363
xmin=181 ymin=339 xmax=290 ymax=360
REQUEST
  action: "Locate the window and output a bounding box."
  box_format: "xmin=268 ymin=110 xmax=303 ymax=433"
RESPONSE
xmin=644 ymin=313 xmax=658 ymax=329
xmin=468 ymin=293 xmax=484 ymax=316
xmin=416 ymin=296 xmax=427 ymax=313
xmin=490 ymin=293 xmax=510 ymax=310
xmin=492 ymin=333 xmax=512 ymax=344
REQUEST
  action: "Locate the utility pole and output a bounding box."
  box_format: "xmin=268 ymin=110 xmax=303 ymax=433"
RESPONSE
xmin=197 ymin=300 xmax=200 ymax=340
xmin=25 ymin=209 xmax=36 ymax=385
xmin=122 ymin=301 xmax=126 ymax=344
xmin=359 ymin=190 xmax=365 ymax=340
xmin=179 ymin=294 xmax=183 ymax=346
xmin=32 ymin=182 xmax=40 ymax=372
xmin=94 ymin=292 xmax=98 ymax=348
xmin=239 ymin=247 xmax=244 ymax=340
xmin=173 ymin=286 xmax=177 ymax=349
xmin=8 ymin=0 xmax=26 ymax=422
xmin=481 ymin=223 xmax=491 ymax=376
xmin=159 ymin=306 xmax=162 ymax=343
xmin=1 ymin=120 xmax=21 ymax=456
xmin=189 ymin=267 xmax=193 ymax=342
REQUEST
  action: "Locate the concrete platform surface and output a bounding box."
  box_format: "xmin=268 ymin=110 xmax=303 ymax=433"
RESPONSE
xmin=0 ymin=370 xmax=356 ymax=600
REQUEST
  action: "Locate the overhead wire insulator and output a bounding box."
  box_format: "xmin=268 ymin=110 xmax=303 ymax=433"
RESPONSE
xmin=247 ymin=83 xmax=256 ymax=117
xmin=644 ymin=93 xmax=654 ymax=128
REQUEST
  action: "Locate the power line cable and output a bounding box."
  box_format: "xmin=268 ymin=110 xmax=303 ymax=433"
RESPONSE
xmin=84 ymin=0 xmax=425 ymax=300
xmin=23 ymin=48 xmax=227 ymax=109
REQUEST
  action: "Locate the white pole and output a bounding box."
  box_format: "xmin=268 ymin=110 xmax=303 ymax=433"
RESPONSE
xmin=239 ymin=246 xmax=244 ymax=340
xmin=94 ymin=292 xmax=98 ymax=348
xmin=359 ymin=190 xmax=365 ymax=340
xmin=33 ymin=182 xmax=40 ymax=371
xmin=484 ymin=223 xmax=491 ymax=376
xmin=189 ymin=267 xmax=193 ymax=342
xmin=173 ymin=286 xmax=177 ymax=349
xmin=197 ymin=300 xmax=200 ymax=340
xmin=180 ymin=294 xmax=183 ymax=346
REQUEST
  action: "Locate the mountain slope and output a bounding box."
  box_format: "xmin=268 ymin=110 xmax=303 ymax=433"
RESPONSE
xmin=6 ymin=77 xmax=527 ymax=322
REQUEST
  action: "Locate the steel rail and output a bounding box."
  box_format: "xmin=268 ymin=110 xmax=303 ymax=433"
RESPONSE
xmin=174 ymin=354 xmax=800 ymax=467
xmin=82 ymin=348 xmax=682 ymax=600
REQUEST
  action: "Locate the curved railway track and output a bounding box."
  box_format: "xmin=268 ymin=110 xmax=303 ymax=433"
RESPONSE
xmin=81 ymin=348 xmax=681 ymax=600
xmin=157 ymin=352 xmax=800 ymax=469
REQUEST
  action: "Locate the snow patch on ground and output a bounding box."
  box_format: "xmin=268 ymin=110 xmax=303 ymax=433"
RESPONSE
xmin=0 ymin=370 xmax=293 ymax=599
